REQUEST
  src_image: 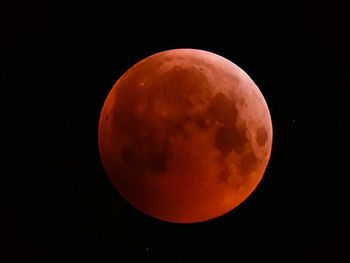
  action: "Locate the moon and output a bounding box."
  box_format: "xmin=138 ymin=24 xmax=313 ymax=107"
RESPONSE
xmin=98 ymin=49 xmax=272 ymax=223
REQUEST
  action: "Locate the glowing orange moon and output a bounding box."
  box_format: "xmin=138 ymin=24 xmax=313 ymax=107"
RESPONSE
xmin=98 ymin=49 xmax=272 ymax=223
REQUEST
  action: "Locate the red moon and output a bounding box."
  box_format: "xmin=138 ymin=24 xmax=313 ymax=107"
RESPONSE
xmin=98 ymin=49 xmax=272 ymax=223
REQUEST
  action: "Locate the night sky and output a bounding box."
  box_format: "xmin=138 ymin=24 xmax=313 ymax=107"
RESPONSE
xmin=3 ymin=2 xmax=349 ymax=262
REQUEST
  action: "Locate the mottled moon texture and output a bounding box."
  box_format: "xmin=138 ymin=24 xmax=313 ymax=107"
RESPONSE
xmin=98 ymin=49 xmax=272 ymax=223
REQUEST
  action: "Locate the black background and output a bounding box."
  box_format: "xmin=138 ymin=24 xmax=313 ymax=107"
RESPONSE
xmin=3 ymin=2 xmax=349 ymax=262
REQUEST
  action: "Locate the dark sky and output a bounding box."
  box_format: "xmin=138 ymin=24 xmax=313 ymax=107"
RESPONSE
xmin=3 ymin=2 xmax=349 ymax=262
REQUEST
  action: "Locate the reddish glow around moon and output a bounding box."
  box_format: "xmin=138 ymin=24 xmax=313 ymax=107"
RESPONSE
xmin=98 ymin=49 xmax=272 ymax=223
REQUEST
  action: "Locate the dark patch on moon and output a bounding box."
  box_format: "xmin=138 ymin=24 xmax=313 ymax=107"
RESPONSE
xmin=203 ymin=92 xmax=259 ymax=177
xmin=216 ymin=125 xmax=248 ymax=156
xmin=218 ymin=168 xmax=231 ymax=184
xmin=256 ymin=126 xmax=268 ymax=147
xmin=207 ymin=92 xmax=248 ymax=157
xmin=239 ymin=149 xmax=259 ymax=175
xmin=142 ymin=138 xmax=171 ymax=173
xmin=120 ymin=137 xmax=171 ymax=176
xmin=207 ymin=92 xmax=238 ymax=124
xmin=112 ymin=64 xmax=214 ymax=178
xmin=109 ymin=61 xmax=261 ymax=183
xmin=192 ymin=114 xmax=210 ymax=129
xmin=121 ymin=145 xmax=136 ymax=162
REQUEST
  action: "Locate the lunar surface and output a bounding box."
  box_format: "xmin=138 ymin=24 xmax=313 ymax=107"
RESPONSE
xmin=98 ymin=49 xmax=272 ymax=223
